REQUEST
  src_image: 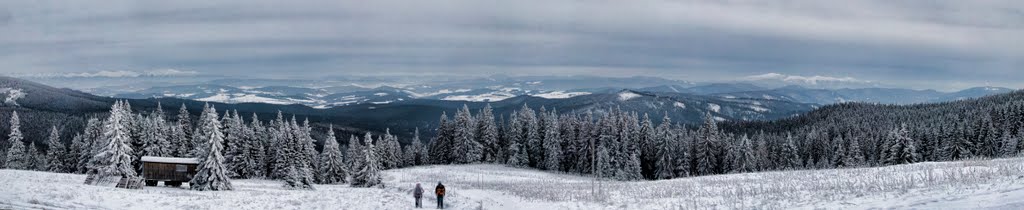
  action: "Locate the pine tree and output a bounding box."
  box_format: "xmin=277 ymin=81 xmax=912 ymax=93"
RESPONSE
xmin=351 ymin=132 xmax=383 ymax=188
xmin=5 ymin=136 xmax=26 ymax=170
xmin=653 ymin=115 xmax=675 ymax=179
xmin=594 ymin=140 xmax=611 ymax=178
xmin=141 ymin=115 xmax=171 ymax=158
xmin=346 ymin=134 xmax=364 ymax=172
xmin=68 ymin=134 xmax=86 ymax=173
xmin=830 ymin=135 xmax=848 ymax=167
xmin=87 ymin=101 xmax=138 ymax=183
xmin=695 ymin=112 xmax=719 ymax=175
xmin=782 ymin=133 xmax=801 ymax=169
xmin=280 ymin=117 xmax=315 ymax=190
xmin=224 ymin=110 xmax=246 ymax=177
xmin=429 ymin=112 xmax=455 ymax=164
xmin=76 ymin=118 xmax=102 ymax=173
xmin=404 ymin=128 xmax=427 ymax=166
xmin=845 ymin=135 xmax=865 ymax=167
xmin=289 ymin=117 xmax=317 ymax=188
xmin=247 ymin=113 xmax=267 ymax=178
xmin=477 ymin=104 xmax=499 ymax=163
xmin=886 ymin=124 xmax=919 ymax=165
xmin=519 ymin=105 xmax=541 ymax=167
xmin=453 ymin=105 xmax=482 ymax=163
xmin=45 ymin=126 xmax=67 ymax=172
xmin=638 ymin=113 xmax=656 ymax=179
xmin=1000 ymin=130 xmax=1018 ymax=157
xmin=269 ymin=111 xmax=290 ymax=179
xmin=172 ymin=104 xmax=193 ymax=157
xmin=947 ymin=123 xmax=974 ymax=160
xmin=299 ymin=118 xmax=318 ymax=170
xmin=317 ymin=125 xmax=348 ymax=184
xmin=753 ymin=131 xmax=770 ymax=170
xmin=732 ymin=134 xmax=755 ymax=172
xmin=4 ymin=111 xmax=24 ymax=169
xmin=27 ymin=142 xmax=40 ymax=170
xmin=543 ymin=111 xmax=562 ymax=171
xmin=376 ymin=129 xmax=403 ymax=169
xmin=192 ymin=103 xmax=215 ymax=158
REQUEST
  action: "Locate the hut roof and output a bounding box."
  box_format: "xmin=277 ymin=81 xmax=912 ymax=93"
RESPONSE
xmin=140 ymin=156 xmax=200 ymax=164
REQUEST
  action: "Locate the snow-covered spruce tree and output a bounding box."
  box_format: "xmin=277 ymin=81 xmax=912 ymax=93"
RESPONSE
xmin=653 ymin=115 xmax=675 ymax=179
xmin=885 ymin=124 xmax=919 ymax=165
xmin=403 ymin=128 xmax=427 ymax=166
xmin=27 ymin=142 xmax=40 ymax=170
xmin=504 ymin=112 xmax=525 ymax=167
xmin=375 ymin=129 xmax=395 ymax=169
xmin=172 ymin=104 xmax=193 ymax=157
xmin=386 ymin=129 xmax=404 ymax=169
xmin=518 ymin=105 xmax=540 ymax=167
xmin=68 ymin=134 xmax=86 ymax=173
xmin=142 ymin=103 xmax=171 ymax=157
xmin=76 ymin=118 xmax=102 ymax=173
xmin=597 ymin=134 xmax=618 ymax=178
xmin=619 ymin=111 xmax=643 ymax=181
xmin=268 ymin=111 xmax=288 ymax=179
xmin=1000 ymin=130 xmax=1019 ymax=157
xmin=732 ymin=134 xmax=755 ymax=173
xmin=694 ymin=112 xmax=720 ymax=176
xmin=828 ymin=135 xmax=846 ymax=167
xmin=190 ymin=106 xmax=233 ymax=191
xmin=638 ymin=113 xmax=656 ymax=179
xmin=141 ymin=114 xmax=171 ymax=158
xmin=45 ymin=126 xmax=67 ymax=172
xmin=223 ymin=110 xmax=246 ymax=178
xmin=781 ymin=133 xmax=801 ymax=169
xmin=288 ymin=116 xmax=317 ymax=186
xmin=594 ymin=140 xmax=611 ymax=178
xmin=345 ymin=134 xmax=364 ymax=173
xmin=3 ymin=111 xmax=25 ymax=169
xmin=317 ymin=125 xmax=348 ymax=184
xmin=299 ymin=118 xmax=318 ymax=170
xmin=280 ymin=118 xmax=314 ymax=189
xmin=543 ymin=111 xmax=562 ymax=171
xmin=87 ymin=101 xmax=137 ymax=182
xmin=246 ymin=113 xmax=267 ymax=178
xmin=428 ymin=112 xmax=454 ymax=164
xmin=190 ymin=103 xmax=213 ymax=158
xmin=4 ymin=143 xmax=26 ymax=170
xmin=845 ymin=135 xmax=866 ymax=167
xmin=753 ymin=131 xmax=770 ymax=171
xmin=453 ymin=105 xmax=482 ymax=164
xmin=476 ymin=104 xmax=499 ymax=163
xmin=351 ymin=132 xmax=382 ymax=188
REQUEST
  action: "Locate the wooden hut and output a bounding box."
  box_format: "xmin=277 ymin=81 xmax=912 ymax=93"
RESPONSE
xmin=140 ymin=156 xmax=200 ymax=187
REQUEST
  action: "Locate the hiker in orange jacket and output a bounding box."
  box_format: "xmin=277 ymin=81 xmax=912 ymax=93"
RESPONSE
xmin=435 ymin=182 xmax=446 ymax=209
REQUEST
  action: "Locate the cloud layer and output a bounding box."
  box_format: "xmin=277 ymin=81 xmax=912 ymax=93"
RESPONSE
xmin=0 ymin=0 xmax=1021 ymax=90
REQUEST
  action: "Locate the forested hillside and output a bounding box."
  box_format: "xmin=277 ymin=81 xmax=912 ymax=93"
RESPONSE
xmin=3 ymin=74 xmax=1023 ymax=184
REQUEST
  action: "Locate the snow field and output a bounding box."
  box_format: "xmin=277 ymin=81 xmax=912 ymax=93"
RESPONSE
xmin=3 ymin=157 xmax=1024 ymax=210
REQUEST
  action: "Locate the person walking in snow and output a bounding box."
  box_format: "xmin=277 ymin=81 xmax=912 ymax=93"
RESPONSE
xmin=435 ymin=182 xmax=446 ymax=209
xmin=413 ymin=183 xmax=424 ymax=208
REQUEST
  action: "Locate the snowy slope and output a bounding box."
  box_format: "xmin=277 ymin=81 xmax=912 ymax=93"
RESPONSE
xmin=4 ymin=158 xmax=1024 ymax=209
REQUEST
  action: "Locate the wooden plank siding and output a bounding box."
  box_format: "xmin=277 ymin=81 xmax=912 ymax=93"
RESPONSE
xmin=141 ymin=162 xmax=198 ymax=182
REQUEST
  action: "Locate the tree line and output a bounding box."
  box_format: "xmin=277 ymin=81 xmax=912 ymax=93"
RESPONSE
xmin=4 ymin=90 xmax=1024 ymax=185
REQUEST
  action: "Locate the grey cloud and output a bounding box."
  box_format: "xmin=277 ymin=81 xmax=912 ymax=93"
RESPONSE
xmin=0 ymin=0 xmax=1020 ymax=90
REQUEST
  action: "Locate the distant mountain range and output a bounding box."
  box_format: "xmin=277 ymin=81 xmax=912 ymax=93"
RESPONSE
xmin=0 ymin=76 xmax=814 ymax=141
xmin=713 ymin=85 xmax=1014 ymax=105
xmin=19 ymin=75 xmax=1017 ymax=108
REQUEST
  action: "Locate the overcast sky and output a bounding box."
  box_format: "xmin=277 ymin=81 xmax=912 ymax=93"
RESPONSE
xmin=1 ymin=0 xmax=1021 ymax=90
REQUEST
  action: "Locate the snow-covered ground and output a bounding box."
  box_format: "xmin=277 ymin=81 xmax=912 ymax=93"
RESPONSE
xmin=4 ymin=158 xmax=1024 ymax=209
